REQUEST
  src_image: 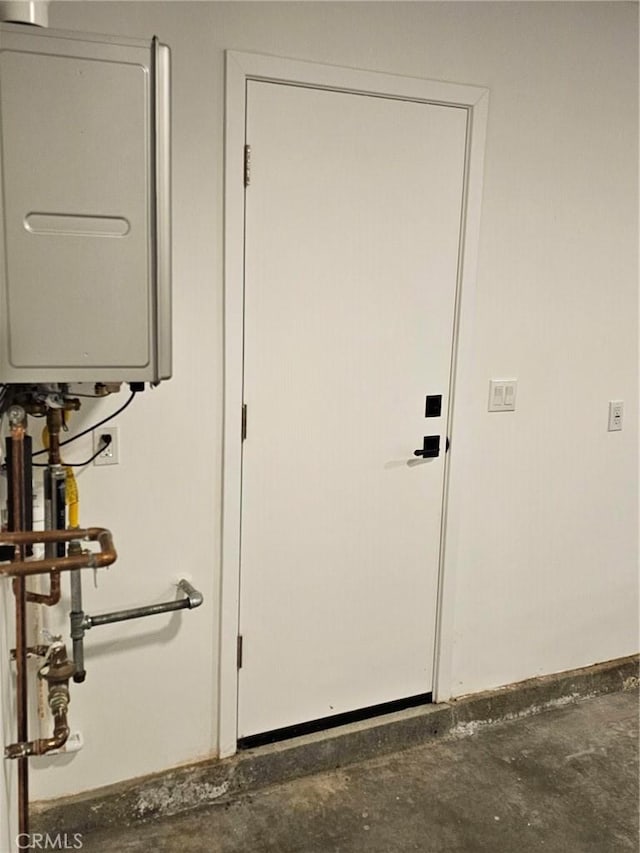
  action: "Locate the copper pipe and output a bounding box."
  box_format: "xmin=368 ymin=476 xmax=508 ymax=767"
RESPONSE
xmin=1 ymin=527 xmax=114 ymax=546
xmin=45 ymin=408 xmax=63 ymax=466
xmin=0 ymin=528 xmax=117 ymax=577
xmin=26 ymin=570 xmax=61 ymax=606
xmin=29 ymin=705 xmax=69 ymax=756
xmin=14 ymin=570 xmax=29 ymax=833
xmin=5 ymin=699 xmax=70 ymax=758
xmin=8 ymin=409 xmax=29 ymax=837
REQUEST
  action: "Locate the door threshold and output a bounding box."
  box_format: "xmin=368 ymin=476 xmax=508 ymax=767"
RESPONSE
xmin=238 ymin=692 xmax=433 ymax=749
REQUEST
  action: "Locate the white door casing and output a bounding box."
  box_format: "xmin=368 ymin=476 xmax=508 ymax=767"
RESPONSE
xmin=221 ymin=52 xmax=489 ymax=756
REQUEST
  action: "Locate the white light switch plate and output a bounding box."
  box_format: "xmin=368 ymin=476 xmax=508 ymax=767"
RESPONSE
xmin=489 ymin=379 xmax=517 ymax=412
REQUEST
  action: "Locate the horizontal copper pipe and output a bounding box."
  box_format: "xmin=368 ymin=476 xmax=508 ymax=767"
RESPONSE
xmin=0 ymin=528 xmax=116 ymax=577
xmin=1 ymin=527 xmax=112 ymax=546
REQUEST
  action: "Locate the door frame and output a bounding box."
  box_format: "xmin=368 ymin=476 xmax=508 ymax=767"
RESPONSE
xmin=220 ymin=50 xmax=489 ymax=758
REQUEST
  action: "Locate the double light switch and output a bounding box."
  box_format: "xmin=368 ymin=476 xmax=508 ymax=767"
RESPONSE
xmin=488 ymin=379 xmax=517 ymax=412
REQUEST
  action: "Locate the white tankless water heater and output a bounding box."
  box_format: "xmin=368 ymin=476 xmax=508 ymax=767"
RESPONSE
xmin=0 ymin=22 xmax=171 ymax=384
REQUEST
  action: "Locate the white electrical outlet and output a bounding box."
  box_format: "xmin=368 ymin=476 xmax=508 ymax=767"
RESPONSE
xmin=93 ymin=426 xmax=119 ymax=465
xmin=608 ymin=401 xmax=623 ymax=432
xmin=489 ymin=379 xmax=517 ymax=412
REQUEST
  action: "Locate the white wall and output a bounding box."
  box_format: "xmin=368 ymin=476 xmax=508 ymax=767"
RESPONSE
xmin=11 ymin=0 xmax=637 ymax=800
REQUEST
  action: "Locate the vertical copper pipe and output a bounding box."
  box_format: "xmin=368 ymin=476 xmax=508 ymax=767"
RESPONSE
xmin=45 ymin=408 xmax=62 ymax=467
xmin=14 ymin=573 xmax=29 ymax=839
xmin=8 ymin=410 xmax=29 ymax=838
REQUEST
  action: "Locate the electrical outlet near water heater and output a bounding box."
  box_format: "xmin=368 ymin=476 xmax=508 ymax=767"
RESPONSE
xmin=488 ymin=379 xmax=517 ymax=412
xmin=93 ymin=427 xmax=119 ymax=466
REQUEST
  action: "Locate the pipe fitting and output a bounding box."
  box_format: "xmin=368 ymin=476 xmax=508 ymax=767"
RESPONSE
xmin=0 ymin=526 xmax=117 ymax=577
xmin=25 ymin=570 xmax=61 ymax=606
xmin=5 ymin=643 xmax=74 ymax=758
xmin=39 ymin=644 xmax=76 ymax=685
xmin=7 ymin=404 xmax=25 ymax=428
xmin=178 ymin=578 xmax=204 ymax=609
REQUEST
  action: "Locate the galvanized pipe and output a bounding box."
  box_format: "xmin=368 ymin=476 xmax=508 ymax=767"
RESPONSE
xmin=82 ymin=579 xmax=203 ymax=630
xmin=69 ymin=562 xmax=85 ymax=682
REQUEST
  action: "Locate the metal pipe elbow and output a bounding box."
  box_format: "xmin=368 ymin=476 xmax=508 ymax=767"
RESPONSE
xmin=178 ymin=578 xmax=203 ymax=609
xmin=33 ymin=719 xmax=70 ymax=756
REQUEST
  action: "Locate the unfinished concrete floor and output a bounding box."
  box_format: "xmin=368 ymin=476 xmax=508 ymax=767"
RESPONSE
xmin=77 ymin=690 xmax=638 ymax=853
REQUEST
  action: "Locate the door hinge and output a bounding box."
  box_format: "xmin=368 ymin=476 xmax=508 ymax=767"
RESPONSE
xmin=237 ymin=635 xmax=244 ymax=669
xmin=241 ymin=404 xmax=247 ymax=441
xmin=244 ymin=144 xmax=251 ymax=187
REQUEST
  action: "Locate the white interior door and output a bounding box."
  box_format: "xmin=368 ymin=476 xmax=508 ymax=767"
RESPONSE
xmin=238 ymin=80 xmax=468 ymax=739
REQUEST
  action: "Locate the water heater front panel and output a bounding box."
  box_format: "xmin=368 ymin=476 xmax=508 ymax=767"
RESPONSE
xmin=0 ymin=24 xmax=171 ymax=383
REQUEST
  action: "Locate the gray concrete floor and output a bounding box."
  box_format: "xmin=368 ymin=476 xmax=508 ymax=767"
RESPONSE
xmin=79 ymin=690 xmax=638 ymax=852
